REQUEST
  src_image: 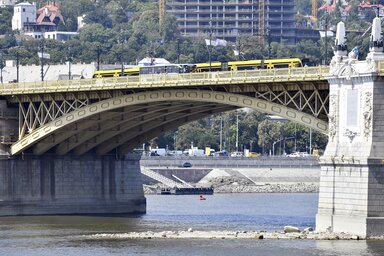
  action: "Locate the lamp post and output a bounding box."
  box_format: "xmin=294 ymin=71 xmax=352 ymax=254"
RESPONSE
xmin=267 ymin=28 xmax=271 ymax=59
xmin=235 ymin=113 xmax=239 ymax=152
xmin=322 ymin=15 xmax=329 ymax=65
xmin=39 ymin=40 xmax=45 ymax=82
xmin=67 ymin=44 xmax=72 ymax=80
xmin=209 ymin=18 xmax=212 ymax=72
xmin=15 ymin=49 xmax=19 ymax=83
xmin=177 ymin=38 xmax=180 ymax=64
xmin=120 ymin=33 xmax=125 ymax=76
xmin=96 ymin=44 xmax=101 ymax=71
xmin=0 ymin=53 xmax=4 ymax=83
xmin=220 ymin=115 xmax=223 ymax=152
xmin=272 ymin=137 xmax=284 ymax=156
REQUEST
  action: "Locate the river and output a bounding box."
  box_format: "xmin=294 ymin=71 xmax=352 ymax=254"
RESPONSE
xmin=1 ymin=193 xmax=383 ymax=256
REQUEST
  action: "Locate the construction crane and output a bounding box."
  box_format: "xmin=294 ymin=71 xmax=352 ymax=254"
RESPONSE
xmin=312 ymin=0 xmax=318 ymax=29
xmin=159 ymin=0 xmax=165 ymax=35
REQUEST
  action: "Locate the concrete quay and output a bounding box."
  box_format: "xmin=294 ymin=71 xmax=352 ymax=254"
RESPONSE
xmin=141 ymin=157 xmax=320 ymax=193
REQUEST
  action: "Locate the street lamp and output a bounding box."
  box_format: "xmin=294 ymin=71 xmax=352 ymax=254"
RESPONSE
xmin=39 ymin=39 xmax=45 ymax=81
xmin=16 ymin=50 xmax=19 ymax=82
xmin=67 ymin=44 xmax=72 ymax=80
xmin=321 ymin=15 xmax=329 ymax=65
xmin=272 ymin=136 xmax=284 ymax=156
xmin=0 ymin=53 xmax=4 ymax=83
xmin=235 ymin=113 xmax=239 ymax=152
xmin=177 ymin=38 xmax=180 ymax=64
xmin=209 ymin=19 xmax=212 ymax=72
xmin=174 ymin=131 xmax=178 ymax=153
xmin=267 ymin=28 xmax=271 ymax=59
xmin=219 ymin=115 xmax=223 ymax=152
xmin=96 ymin=44 xmax=101 ymax=71
xmin=120 ymin=33 xmax=126 ymax=76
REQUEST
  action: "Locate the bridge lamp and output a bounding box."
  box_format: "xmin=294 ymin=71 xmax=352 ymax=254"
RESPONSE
xmin=0 ymin=53 xmax=4 ymax=83
xmin=67 ymin=44 xmax=72 ymax=80
xmin=209 ymin=19 xmax=212 ymax=72
xmin=120 ymin=33 xmax=126 ymax=76
xmin=39 ymin=40 xmax=45 ymax=82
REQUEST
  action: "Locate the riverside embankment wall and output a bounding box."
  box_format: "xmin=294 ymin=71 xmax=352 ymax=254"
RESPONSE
xmin=140 ymin=156 xmax=320 ymax=185
xmin=140 ymin=156 xmax=320 ymax=168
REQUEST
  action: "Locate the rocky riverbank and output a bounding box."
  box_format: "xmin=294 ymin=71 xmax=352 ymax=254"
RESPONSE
xmin=86 ymin=229 xmax=370 ymax=240
xmin=143 ymin=176 xmax=319 ymax=194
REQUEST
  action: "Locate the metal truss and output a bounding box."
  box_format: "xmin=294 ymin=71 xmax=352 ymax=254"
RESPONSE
xmin=18 ymin=95 xmax=89 ymax=138
xmin=252 ymin=83 xmax=329 ymax=121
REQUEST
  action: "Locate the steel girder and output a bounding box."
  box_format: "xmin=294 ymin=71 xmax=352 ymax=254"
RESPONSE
xmin=10 ymin=89 xmax=329 ymax=156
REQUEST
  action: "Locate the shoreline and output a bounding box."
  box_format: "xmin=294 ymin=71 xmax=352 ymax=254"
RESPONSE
xmin=144 ymin=182 xmax=319 ymax=194
xmin=86 ymin=230 xmax=378 ymax=240
xmin=142 ymin=167 xmax=320 ymax=194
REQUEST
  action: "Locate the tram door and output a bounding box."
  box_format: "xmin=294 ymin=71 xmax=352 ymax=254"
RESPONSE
xmin=221 ymin=62 xmax=228 ymax=71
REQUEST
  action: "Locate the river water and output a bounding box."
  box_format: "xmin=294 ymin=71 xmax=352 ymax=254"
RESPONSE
xmin=1 ymin=193 xmax=384 ymax=256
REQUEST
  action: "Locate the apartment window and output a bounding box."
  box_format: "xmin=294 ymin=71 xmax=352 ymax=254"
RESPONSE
xmin=23 ymin=8 xmax=25 ymax=12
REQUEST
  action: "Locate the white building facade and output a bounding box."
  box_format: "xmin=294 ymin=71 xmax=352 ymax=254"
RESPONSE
xmin=11 ymin=2 xmax=36 ymax=31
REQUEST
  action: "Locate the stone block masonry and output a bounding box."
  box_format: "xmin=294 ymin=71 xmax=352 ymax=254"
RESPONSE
xmin=317 ymin=19 xmax=384 ymax=237
xmin=0 ymin=153 xmax=146 ymax=216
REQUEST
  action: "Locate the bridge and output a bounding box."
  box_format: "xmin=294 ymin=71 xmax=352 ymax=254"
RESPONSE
xmin=1 ymin=18 xmax=384 ymax=237
xmin=2 ymin=65 xmax=330 ymax=156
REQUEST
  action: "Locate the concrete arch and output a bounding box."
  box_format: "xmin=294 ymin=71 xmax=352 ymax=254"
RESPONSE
xmin=11 ymin=90 xmax=328 ymax=155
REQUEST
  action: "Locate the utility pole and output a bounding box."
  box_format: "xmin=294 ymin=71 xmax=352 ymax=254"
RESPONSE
xmin=120 ymin=33 xmax=125 ymax=76
xmin=209 ymin=18 xmax=212 ymax=72
xmin=309 ymin=127 xmax=312 ymax=154
xmin=220 ymin=115 xmax=223 ymax=152
xmin=267 ymin=28 xmax=271 ymax=59
xmin=0 ymin=52 xmax=3 ymax=83
xmin=67 ymin=44 xmax=72 ymax=80
xmin=16 ymin=50 xmax=19 ymax=82
xmin=294 ymin=123 xmax=297 ymax=152
xmin=96 ymin=45 xmax=101 ymax=71
xmin=39 ymin=40 xmax=44 ymax=82
xmin=177 ymin=38 xmax=180 ymax=64
xmin=236 ymin=113 xmax=239 ymax=152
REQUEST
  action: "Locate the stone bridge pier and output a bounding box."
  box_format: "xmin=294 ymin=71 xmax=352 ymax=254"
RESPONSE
xmin=316 ymin=19 xmax=384 ymax=237
xmin=0 ymin=153 xmax=146 ymax=216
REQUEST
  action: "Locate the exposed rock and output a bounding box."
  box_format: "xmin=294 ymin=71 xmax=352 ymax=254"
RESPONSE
xmin=284 ymin=226 xmax=300 ymax=233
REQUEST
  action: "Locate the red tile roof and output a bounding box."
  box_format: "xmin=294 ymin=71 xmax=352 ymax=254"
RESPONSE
xmin=36 ymin=3 xmax=65 ymax=25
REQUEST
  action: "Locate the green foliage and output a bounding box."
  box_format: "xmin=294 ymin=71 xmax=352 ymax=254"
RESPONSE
xmin=0 ymin=7 xmax=13 ymax=35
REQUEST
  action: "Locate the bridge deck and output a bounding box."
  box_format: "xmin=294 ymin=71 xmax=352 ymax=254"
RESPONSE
xmin=0 ymin=66 xmax=330 ymax=95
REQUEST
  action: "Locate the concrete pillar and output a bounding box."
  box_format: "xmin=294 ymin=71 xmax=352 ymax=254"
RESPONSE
xmin=0 ymin=153 xmax=146 ymax=216
xmin=316 ymin=20 xmax=384 ymax=237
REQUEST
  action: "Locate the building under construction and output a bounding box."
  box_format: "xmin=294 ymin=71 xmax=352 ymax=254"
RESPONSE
xmin=166 ymin=0 xmax=298 ymax=45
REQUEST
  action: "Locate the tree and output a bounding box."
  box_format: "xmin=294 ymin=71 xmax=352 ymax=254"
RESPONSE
xmin=258 ymin=119 xmax=283 ymax=155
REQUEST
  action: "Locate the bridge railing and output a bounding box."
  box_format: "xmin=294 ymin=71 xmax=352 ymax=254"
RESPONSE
xmin=0 ymin=66 xmax=330 ymax=95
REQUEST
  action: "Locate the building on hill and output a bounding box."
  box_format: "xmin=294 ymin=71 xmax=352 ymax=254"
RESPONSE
xmin=0 ymin=0 xmax=16 ymax=8
xmin=166 ymin=0 xmax=297 ymax=45
xmin=11 ymin=1 xmax=77 ymax=41
xmin=11 ymin=2 xmax=36 ymax=31
xmin=358 ymin=1 xmax=384 ymax=19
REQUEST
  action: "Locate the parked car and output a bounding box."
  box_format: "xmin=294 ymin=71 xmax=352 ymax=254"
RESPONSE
xmin=180 ymin=162 xmax=192 ymax=168
xmin=287 ymin=152 xmax=311 ymax=158
xmin=230 ymin=151 xmax=243 ymax=157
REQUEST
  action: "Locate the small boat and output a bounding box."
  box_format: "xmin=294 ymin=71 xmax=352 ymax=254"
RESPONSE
xmin=156 ymin=187 xmax=214 ymax=195
xmin=199 ymin=195 xmax=206 ymax=200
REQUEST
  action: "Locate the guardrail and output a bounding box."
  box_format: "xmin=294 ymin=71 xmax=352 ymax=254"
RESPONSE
xmin=0 ymin=65 xmax=330 ymax=95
